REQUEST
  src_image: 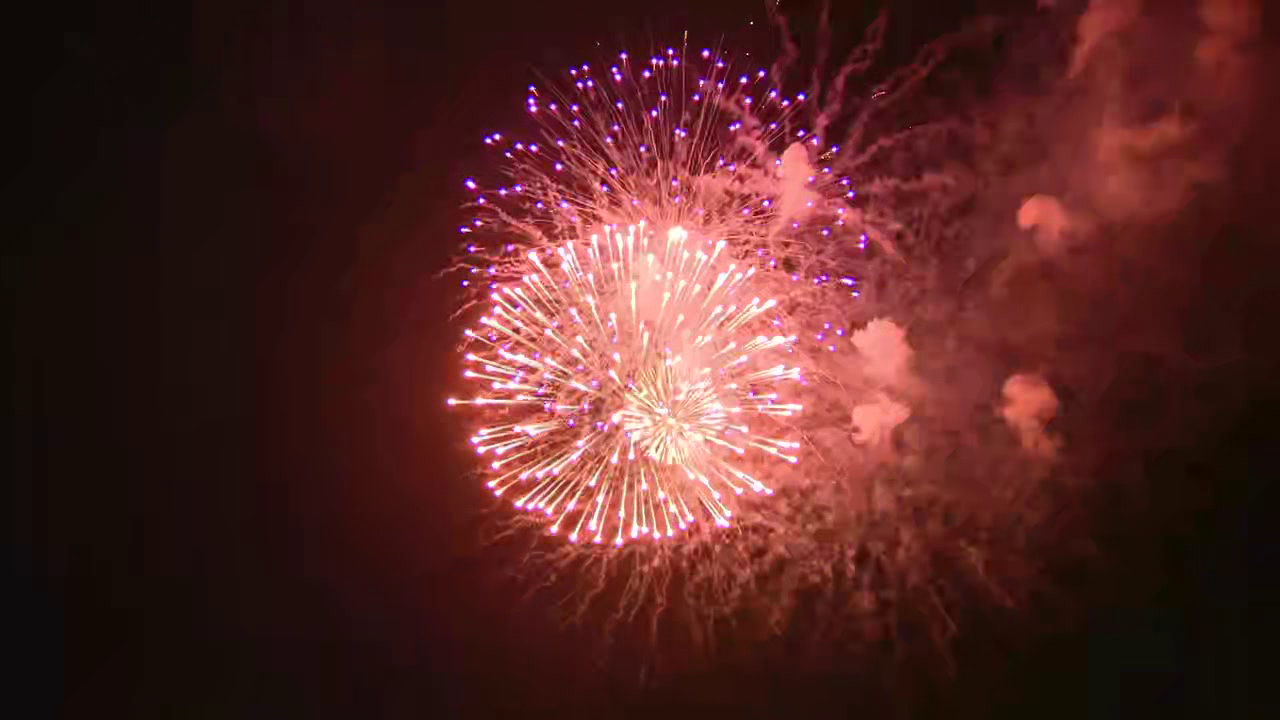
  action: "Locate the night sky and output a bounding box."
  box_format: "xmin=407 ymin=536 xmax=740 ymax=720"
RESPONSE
xmin=13 ymin=0 xmax=1277 ymax=717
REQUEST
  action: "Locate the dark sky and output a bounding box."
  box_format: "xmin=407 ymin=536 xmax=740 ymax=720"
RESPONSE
xmin=12 ymin=0 xmax=1274 ymax=717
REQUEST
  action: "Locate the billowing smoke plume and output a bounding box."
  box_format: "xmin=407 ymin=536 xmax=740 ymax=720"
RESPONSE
xmin=851 ymin=393 xmax=910 ymax=447
xmin=1000 ymin=373 xmax=1060 ymax=458
xmin=1017 ymin=0 xmax=1260 ymax=244
xmin=774 ymin=143 xmax=821 ymax=225
xmin=850 ymin=318 xmax=913 ymax=390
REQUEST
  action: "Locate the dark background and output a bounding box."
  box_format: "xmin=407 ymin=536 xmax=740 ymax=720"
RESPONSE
xmin=11 ymin=0 xmax=1274 ymax=716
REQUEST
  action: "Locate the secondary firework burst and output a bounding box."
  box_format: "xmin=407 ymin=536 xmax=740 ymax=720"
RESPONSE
xmin=455 ymin=43 xmax=870 ymax=311
xmin=449 ymin=223 xmax=803 ymax=545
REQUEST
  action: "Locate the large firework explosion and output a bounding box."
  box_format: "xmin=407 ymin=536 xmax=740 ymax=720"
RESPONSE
xmin=450 ymin=31 xmax=891 ymax=540
xmin=449 ymin=222 xmax=803 ymax=546
xmin=447 ymin=6 xmax=1029 ymax=687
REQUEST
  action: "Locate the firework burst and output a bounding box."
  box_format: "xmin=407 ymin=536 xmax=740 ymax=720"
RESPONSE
xmin=445 ymin=11 xmax=1008 ymax=678
xmin=450 ymin=223 xmax=803 ymax=545
xmin=448 ymin=39 xmax=889 ymax=544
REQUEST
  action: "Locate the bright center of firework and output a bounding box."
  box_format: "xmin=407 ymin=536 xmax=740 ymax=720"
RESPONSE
xmin=451 ymin=224 xmax=802 ymax=546
xmin=618 ymin=366 xmax=725 ymax=466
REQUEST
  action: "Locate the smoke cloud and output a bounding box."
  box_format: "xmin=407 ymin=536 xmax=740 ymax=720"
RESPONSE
xmin=1019 ymin=0 xmax=1259 ymax=252
xmin=849 ymin=318 xmax=913 ymax=389
xmin=1015 ymin=193 xmax=1073 ymax=255
xmin=851 ymin=393 xmax=910 ymax=447
xmin=775 ymin=142 xmax=820 ymax=224
xmin=1000 ymin=373 xmax=1060 ymax=458
xmin=1066 ymin=0 xmax=1142 ymax=79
